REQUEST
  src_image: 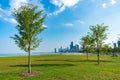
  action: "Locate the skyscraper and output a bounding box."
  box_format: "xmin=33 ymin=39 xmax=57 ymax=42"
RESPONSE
xmin=113 ymin=43 xmax=117 ymax=48
xmin=117 ymin=40 xmax=120 ymax=47
xmin=54 ymin=48 xmax=57 ymax=53
xmin=70 ymin=41 xmax=73 ymax=50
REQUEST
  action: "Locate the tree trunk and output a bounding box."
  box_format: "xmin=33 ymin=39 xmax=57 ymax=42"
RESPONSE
xmin=28 ymin=43 xmax=31 ymax=73
xmin=97 ymin=42 xmax=100 ymax=65
xmin=97 ymin=49 xmax=100 ymax=65
xmin=86 ymin=52 xmax=88 ymax=60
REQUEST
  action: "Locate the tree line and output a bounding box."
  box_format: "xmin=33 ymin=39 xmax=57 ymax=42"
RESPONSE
xmin=80 ymin=24 xmax=112 ymax=65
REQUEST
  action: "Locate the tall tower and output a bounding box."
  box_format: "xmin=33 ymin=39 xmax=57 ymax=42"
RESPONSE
xmin=75 ymin=44 xmax=79 ymax=51
xmin=118 ymin=35 xmax=120 ymax=47
xmin=54 ymin=48 xmax=57 ymax=53
xmin=113 ymin=43 xmax=117 ymax=48
xmin=117 ymin=40 xmax=120 ymax=47
xmin=70 ymin=41 xmax=73 ymax=50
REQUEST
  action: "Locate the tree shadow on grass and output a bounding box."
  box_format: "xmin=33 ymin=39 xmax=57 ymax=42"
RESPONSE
xmin=10 ymin=63 xmax=75 ymax=68
xmin=35 ymin=58 xmax=113 ymax=64
xmin=66 ymin=60 xmax=113 ymax=62
xmin=36 ymin=58 xmax=69 ymax=61
xmin=35 ymin=58 xmax=113 ymax=63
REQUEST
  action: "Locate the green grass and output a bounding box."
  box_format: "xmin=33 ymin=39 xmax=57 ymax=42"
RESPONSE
xmin=0 ymin=54 xmax=120 ymax=80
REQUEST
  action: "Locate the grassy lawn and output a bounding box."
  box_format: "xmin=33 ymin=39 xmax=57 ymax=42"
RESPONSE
xmin=0 ymin=54 xmax=120 ymax=80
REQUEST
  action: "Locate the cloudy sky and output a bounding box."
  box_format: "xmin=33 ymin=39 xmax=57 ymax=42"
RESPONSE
xmin=0 ymin=0 xmax=120 ymax=53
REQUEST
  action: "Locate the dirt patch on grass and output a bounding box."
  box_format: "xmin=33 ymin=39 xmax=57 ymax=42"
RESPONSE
xmin=19 ymin=71 xmax=40 ymax=77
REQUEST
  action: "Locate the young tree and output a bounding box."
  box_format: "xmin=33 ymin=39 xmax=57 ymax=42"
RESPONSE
xmin=80 ymin=34 xmax=94 ymax=60
xmin=12 ymin=4 xmax=45 ymax=73
xmin=101 ymin=44 xmax=112 ymax=55
xmin=90 ymin=24 xmax=108 ymax=65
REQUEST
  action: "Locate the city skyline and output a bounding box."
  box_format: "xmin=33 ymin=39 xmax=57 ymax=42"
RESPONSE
xmin=58 ymin=41 xmax=80 ymax=53
xmin=0 ymin=0 xmax=120 ymax=53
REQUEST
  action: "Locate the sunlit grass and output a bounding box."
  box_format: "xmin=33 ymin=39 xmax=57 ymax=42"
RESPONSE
xmin=0 ymin=54 xmax=120 ymax=80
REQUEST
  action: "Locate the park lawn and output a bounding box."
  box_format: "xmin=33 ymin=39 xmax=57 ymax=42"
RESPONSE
xmin=0 ymin=54 xmax=120 ymax=80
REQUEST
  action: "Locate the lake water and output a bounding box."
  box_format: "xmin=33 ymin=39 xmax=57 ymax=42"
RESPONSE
xmin=0 ymin=52 xmax=84 ymax=57
xmin=0 ymin=52 xmax=56 ymax=57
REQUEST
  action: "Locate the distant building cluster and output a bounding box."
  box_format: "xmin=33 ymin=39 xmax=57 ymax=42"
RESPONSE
xmin=54 ymin=41 xmax=80 ymax=53
xmin=113 ymin=39 xmax=120 ymax=48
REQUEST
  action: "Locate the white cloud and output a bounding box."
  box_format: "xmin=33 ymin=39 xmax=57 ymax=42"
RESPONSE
xmin=9 ymin=0 xmax=44 ymax=10
xmin=0 ymin=0 xmax=28 ymax=24
xmin=49 ymin=0 xmax=80 ymax=15
xmin=0 ymin=7 xmax=11 ymax=17
xmin=9 ymin=0 xmax=44 ymax=11
xmin=52 ymin=6 xmax=65 ymax=15
xmin=110 ymin=0 xmax=116 ymax=5
xmin=28 ymin=0 xmax=44 ymax=10
xmin=77 ymin=20 xmax=85 ymax=24
xmin=11 ymin=18 xmax=18 ymax=24
xmin=102 ymin=3 xmax=107 ymax=8
xmin=3 ymin=18 xmax=17 ymax=24
xmin=43 ymin=24 xmax=47 ymax=28
xmin=51 ymin=0 xmax=80 ymax=7
xmin=50 ymin=0 xmax=62 ymax=7
xmin=0 ymin=0 xmax=44 ymax=24
xmin=101 ymin=0 xmax=117 ymax=8
xmin=61 ymin=0 xmax=80 ymax=7
xmin=9 ymin=0 xmax=28 ymax=11
xmin=64 ymin=23 xmax=74 ymax=27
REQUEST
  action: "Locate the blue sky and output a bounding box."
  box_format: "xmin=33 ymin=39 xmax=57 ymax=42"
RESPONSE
xmin=0 ymin=0 xmax=120 ymax=53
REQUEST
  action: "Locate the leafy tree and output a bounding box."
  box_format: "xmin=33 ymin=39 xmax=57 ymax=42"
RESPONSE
xmin=101 ymin=44 xmax=112 ymax=55
xmin=12 ymin=4 xmax=45 ymax=73
xmin=80 ymin=34 xmax=94 ymax=60
xmin=90 ymin=24 xmax=108 ymax=65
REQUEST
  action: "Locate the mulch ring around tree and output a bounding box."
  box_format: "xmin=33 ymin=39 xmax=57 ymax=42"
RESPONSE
xmin=19 ymin=71 xmax=40 ymax=77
